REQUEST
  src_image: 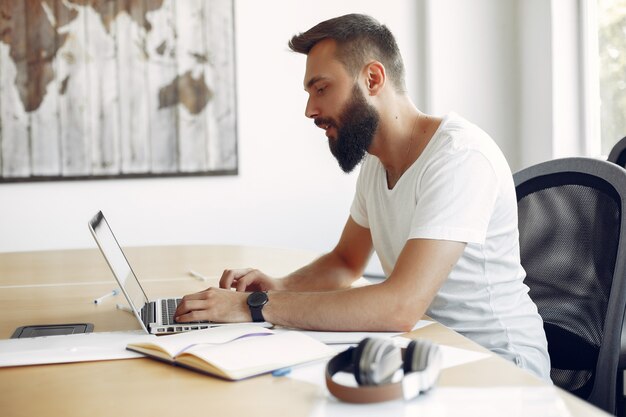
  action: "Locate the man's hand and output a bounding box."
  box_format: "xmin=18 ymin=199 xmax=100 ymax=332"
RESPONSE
xmin=219 ymin=268 xmax=285 ymax=292
xmin=174 ymin=287 xmax=251 ymax=323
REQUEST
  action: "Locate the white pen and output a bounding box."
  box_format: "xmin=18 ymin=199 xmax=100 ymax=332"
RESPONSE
xmin=188 ymin=269 xmax=210 ymax=282
xmin=94 ymin=289 xmax=119 ymax=304
xmin=116 ymin=303 xmax=133 ymax=314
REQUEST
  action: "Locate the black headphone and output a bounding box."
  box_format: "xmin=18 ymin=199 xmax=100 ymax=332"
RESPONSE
xmin=325 ymin=337 xmax=441 ymax=403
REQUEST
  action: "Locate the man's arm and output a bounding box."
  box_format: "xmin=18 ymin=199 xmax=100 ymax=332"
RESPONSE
xmin=219 ymin=216 xmax=374 ymax=292
xmin=262 ymin=238 xmax=466 ymax=331
xmin=175 ymin=237 xmax=466 ymax=332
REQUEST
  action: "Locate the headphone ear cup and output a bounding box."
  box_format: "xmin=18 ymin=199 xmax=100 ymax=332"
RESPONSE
xmin=352 ymin=338 xmax=372 ymax=386
xmin=403 ymin=339 xmax=441 ymax=392
xmin=404 ymin=339 xmax=436 ymax=373
xmin=356 ymin=338 xmax=401 ymax=386
xmin=403 ymin=340 xmax=418 ymax=374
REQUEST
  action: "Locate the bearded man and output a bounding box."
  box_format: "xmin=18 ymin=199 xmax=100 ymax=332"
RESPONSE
xmin=175 ymin=13 xmax=550 ymax=381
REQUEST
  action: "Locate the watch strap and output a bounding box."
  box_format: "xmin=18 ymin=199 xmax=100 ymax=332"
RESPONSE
xmin=250 ymin=305 xmax=265 ymax=322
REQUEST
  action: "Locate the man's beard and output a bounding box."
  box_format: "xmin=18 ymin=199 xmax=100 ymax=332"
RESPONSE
xmin=315 ymin=85 xmax=379 ymax=173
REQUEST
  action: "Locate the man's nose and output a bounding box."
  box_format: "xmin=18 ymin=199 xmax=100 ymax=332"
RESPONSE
xmin=305 ymin=97 xmax=318 ymax=119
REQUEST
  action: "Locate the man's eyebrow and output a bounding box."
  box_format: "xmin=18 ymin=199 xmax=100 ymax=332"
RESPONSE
xmin=304 ymin=76 xmax=328 ymax=91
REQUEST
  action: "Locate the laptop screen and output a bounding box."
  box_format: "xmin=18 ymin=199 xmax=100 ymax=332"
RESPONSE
xmin=88 ymin=211 xmax=149 ymax=319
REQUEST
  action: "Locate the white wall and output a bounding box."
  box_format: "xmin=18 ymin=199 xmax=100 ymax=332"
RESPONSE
xmin=518 ymin=0 xmax=554 ymax=169
xmin=426 ymin=0 xmax=521 ymax=169
xmin=518 ymin=0 xmax=587 ymax=169
xmin=0 ymin=0 xmax=420 ymax=258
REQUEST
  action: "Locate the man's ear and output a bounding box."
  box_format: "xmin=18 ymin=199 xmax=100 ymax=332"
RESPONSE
xmin=364 ymin=61 xmax=386 ymax=95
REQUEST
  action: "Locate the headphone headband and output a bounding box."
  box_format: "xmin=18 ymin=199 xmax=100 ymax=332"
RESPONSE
xmin=325 ymin=339 xmax=441 ymax=404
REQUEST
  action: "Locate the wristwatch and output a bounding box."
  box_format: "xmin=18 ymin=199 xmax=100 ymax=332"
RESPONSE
xmin=247 ymin=291 xmax=269 ymax=322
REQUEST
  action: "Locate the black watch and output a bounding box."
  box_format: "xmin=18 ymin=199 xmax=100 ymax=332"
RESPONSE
xmin=247 ymin=291 xmax=268 ymax=322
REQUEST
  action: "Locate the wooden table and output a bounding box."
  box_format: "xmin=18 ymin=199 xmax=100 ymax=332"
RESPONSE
xmin=0 ymin=246 xmax=609 ymax=416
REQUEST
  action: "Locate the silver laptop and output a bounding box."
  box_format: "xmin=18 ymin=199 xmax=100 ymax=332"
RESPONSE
xmin=88 ymin=211 xmax=272 ymax=334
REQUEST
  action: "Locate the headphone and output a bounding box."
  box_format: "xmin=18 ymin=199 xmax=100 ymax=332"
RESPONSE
xmin=325 ymin=337 xmax=441 ymax=403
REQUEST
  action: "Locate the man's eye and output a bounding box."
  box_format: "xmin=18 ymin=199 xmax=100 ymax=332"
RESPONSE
xmin=317 ymin=87 xmax=325 ymax=95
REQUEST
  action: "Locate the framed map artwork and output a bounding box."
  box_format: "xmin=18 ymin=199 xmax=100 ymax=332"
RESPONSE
xmin=0 ymin=0 xmax=237 ymax=182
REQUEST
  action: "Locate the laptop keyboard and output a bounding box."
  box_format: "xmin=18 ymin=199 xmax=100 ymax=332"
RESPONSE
xmin=143 ymin=298 xmax=211 ymax=333
xmin=161 ymin=298 xmax=182 ymax=325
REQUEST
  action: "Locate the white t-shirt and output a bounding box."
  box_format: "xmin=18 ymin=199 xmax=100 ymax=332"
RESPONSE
xmin=350 ymin=113 xmax=551 ymax=381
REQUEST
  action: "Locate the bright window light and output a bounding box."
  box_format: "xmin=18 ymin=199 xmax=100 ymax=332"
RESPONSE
xmin=598 ymin=0 xmax=626 ymax=154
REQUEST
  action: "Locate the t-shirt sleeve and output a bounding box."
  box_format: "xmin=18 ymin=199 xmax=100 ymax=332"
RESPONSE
xmin=409 ymin=148 xmax=499 ymax=244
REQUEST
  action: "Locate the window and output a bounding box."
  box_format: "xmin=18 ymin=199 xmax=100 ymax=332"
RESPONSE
xmin=597 ymin=0 xmax=626 ymax=154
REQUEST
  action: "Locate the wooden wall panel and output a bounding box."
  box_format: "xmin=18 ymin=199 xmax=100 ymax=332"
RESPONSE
xmin=204 ymin=0 xmax=237 ymax=171
xmin=0 ymin=0 xmax=237 ymax=181
xmin=29 ymin=0 xmax=61 ymax=176
xmin=176 ymin=0 xmax=208 ymax=173
xmin=0 ymin=1 xmax=31 ymax=178
xmin=0 ymin=35 xmax=5 ymax=176
xmin=117 ymin=0 xmax=150 ymax=174
xmin=85 ymin=2 xmax=120 ymax=175
xmin=146 ymin=0 xmax=178 ymax=174
xmin=57 ymin=3 xmax=91 ymax=176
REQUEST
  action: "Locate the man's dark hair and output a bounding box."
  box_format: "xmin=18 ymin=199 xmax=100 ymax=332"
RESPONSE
xmin=288 ymin=14 xmax=407 ymax=93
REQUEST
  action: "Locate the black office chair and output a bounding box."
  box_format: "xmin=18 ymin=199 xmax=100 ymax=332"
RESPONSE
xmin=608 ymin=136 xmax=626 ymax=168
xmin=514 ymin=157 xmax=626 ymax=415
xmin=607 ymin=138 xmax=626 ymax=416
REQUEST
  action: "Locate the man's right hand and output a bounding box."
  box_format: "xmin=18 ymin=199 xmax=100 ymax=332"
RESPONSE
xmin=219 ymin=268 xmax=285 ymax=292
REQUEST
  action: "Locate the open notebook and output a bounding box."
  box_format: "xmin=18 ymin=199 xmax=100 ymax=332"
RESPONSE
xmin=126 ymin=325 xmax=335 ymax=380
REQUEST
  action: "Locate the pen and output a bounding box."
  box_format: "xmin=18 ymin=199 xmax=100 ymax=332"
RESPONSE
xmin=271 ymin=367 xmax=292 ymax=377
xmin=116 ymin=303 xmax=134 ymax=314
xmin=94 ymin=289 xmax=119 ymax=304
xmin=188 ymin=269 xmax=210 ymax=282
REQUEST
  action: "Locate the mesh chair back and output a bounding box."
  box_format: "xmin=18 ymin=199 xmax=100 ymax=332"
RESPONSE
xmin=514 ymin=157 xmax=626 ymax=414
xmin=608 ymin=136 xmax=626 ymax=168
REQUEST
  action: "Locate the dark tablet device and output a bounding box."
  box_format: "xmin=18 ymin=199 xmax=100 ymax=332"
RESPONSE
xmin=11 ymin=323 xmax=94 ymax=338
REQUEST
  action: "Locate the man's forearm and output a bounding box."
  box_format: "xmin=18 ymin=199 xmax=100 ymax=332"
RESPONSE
xmin=280 ymin=251 xmax=364 ymax=292
xmin=264 ymin=281 xmax=422 ymax=332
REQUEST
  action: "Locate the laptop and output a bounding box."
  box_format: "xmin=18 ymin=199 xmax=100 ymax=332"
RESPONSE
xmin=88 ymin=211 xmax=272 ymax=334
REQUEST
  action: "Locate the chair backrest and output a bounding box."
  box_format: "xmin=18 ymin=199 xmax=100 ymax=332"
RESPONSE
xmin=514 ymin=157 xmax=626 ymax=414
xmin=608 ymin=136 xmax=626 ymax=168
xmin=607 ymin=141 xmax=626 ymax=417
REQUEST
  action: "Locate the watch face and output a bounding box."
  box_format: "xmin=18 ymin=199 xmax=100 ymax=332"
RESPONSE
xmin=248 ymin=291 xmax=268 ymax=307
